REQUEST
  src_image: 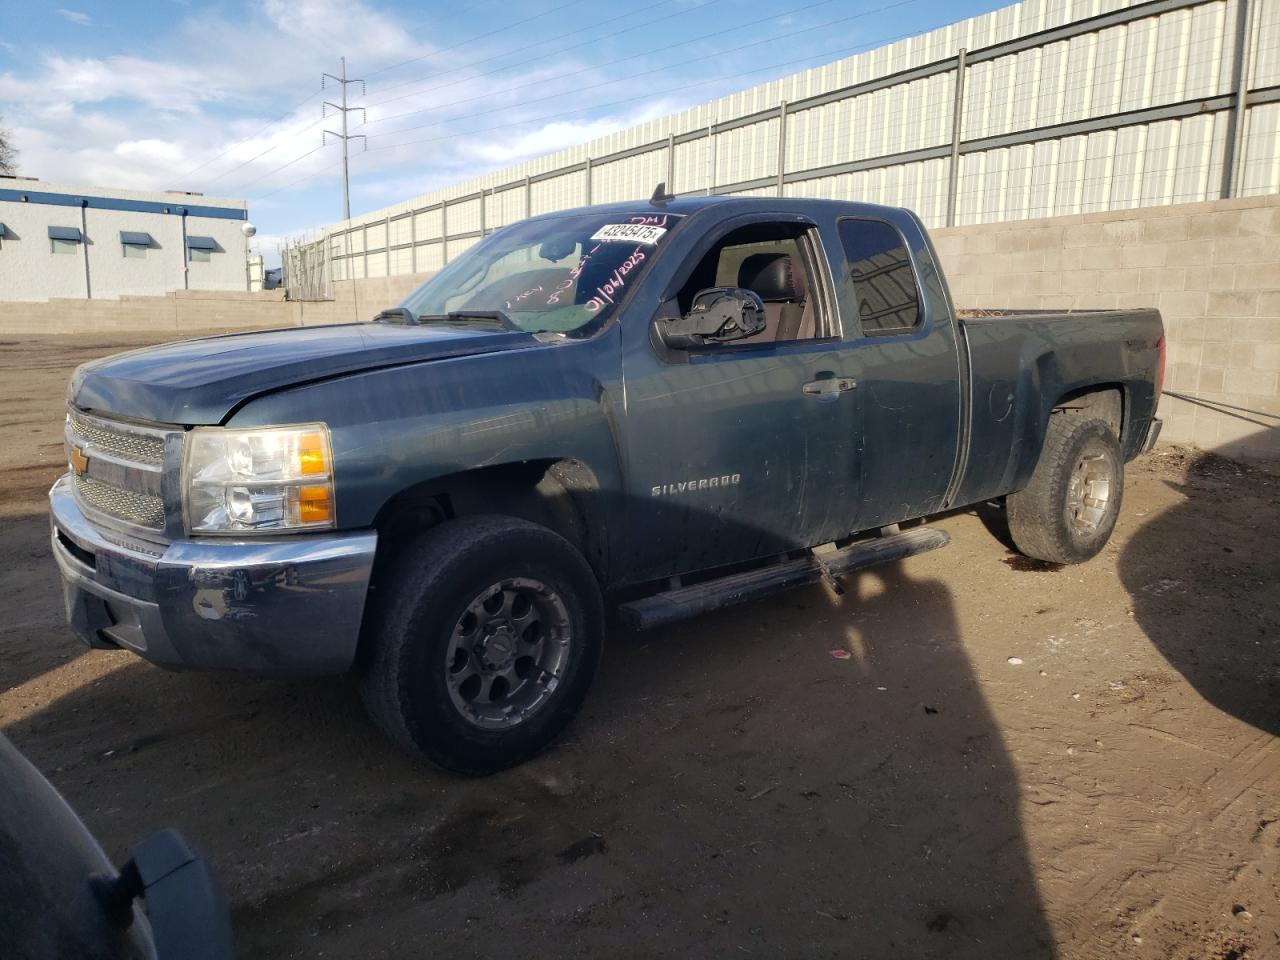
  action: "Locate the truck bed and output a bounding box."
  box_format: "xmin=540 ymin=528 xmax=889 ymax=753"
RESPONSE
xmin=949 ymin=306 xmax=1164 ymax=510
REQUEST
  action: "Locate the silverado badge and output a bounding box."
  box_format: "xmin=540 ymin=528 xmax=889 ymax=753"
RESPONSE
xmin=651 ymin=474 xmax=741 ymax=496
xmin=69 ymin=445 xmax=90 ymax=476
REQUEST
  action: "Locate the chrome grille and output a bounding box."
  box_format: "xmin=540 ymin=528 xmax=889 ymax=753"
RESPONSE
xmin=66 ymin=408 xmax=174 ymax=534
xmin=74 ymin=474 xmax=166 ymax=529
xmin=67 ymin=411 xmax=165 ymax=465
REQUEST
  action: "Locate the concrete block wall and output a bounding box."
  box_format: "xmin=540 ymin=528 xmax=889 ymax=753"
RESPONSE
xmin=289 ymin=272 xmax=432 ymax=326
xmin=932 ymin=195 xmax=1280 ymax=463
xmin=0 ymin=289 xmax=289 ymax=335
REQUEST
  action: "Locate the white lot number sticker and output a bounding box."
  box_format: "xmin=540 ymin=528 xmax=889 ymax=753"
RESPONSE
xmin=590 ymin=223 xmax=668 ymax=245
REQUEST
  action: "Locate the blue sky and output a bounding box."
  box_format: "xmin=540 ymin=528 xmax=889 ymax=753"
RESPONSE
xmin=0 ymin=0 xmax=1008 ymax=263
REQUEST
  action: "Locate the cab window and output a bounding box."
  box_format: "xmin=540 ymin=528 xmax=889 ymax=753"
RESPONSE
xmin=837 ymin=218 xmax=920 ymax=334
xmin=673 ymin=222 xmax=831 ymax=344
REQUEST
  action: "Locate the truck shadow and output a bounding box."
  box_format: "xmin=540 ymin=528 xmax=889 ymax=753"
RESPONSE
xmin=1118 ymin=453 xmax=1280 ymax=737
xmin=3 ymin=514 xmax=1057 ymax=959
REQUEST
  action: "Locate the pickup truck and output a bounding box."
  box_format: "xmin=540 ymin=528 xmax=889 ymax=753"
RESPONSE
xmin=50 ymin=191 xmax=1165 ymax=774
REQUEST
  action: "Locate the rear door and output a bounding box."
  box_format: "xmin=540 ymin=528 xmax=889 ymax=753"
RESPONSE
xmin=828 ymin=214 xmax=963 ymax=528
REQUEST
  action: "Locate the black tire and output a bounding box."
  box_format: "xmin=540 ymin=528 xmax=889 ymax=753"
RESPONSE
xmin=1006 ymin=415 xmax=1124 ymax=565
xmin=359 ymin=515 xmax=603 ymax=775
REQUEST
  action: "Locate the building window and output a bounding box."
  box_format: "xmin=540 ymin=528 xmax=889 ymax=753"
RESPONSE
xmin=120 ymin=231 xmax=152 ymax=258
xmin=186 ymin=236 xmax=217 ymax=262
xmin=49 ymin=226 xmax=83 ymax=255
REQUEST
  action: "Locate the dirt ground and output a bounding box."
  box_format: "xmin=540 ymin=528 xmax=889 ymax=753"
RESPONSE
xmin=1 ymin=333 xmax=1277 ymax=960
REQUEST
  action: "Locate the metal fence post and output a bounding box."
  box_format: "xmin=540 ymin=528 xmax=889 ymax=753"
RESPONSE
xmin=946 ymin=47 xmax=968 ymax=227
xmin=666 ymin=132 xmax=676 ymax=193
xmin=524 ymin=176 xmax=532 ymax=218
xmin=362 ymin=222 xmax=369 ymax=279
xmin=441 ymin=200 xmax=450 ymax=264
xmin=585 ymin=157 xmax=593 ymax=205
xmin=410 ymin=207 xmax=418 ymax=274
xmin=1221 ymin=0 xmax=1254 ymax=198
xmin=776 ymin=100 xmax=789 ymax=197
xmin=479 ymin=189 xmax=487 ymax=237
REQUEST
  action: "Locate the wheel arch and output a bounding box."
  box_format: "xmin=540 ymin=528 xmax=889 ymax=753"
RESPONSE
xmin=368 ymin=458 xmax=612 ymax=589
xmin=1050 ymin=382 xmax=1127 ymax=440
xmin=1010 ymin=380 xmax=1130 ymax=493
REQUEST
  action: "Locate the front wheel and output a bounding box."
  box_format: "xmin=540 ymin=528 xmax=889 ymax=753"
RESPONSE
xmin=1006 ymin=415 xmax=1124 ymax=565
xmin=359 ymin=516 xmax=603 ymax=775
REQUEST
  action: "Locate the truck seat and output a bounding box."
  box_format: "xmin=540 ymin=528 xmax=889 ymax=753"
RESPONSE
xmin=737 ymin=254 xmax=810 ymax=341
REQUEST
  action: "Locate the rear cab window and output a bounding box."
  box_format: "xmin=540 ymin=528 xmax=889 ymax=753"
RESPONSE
xmin=836 ymin=218 xmax=921 ymax=335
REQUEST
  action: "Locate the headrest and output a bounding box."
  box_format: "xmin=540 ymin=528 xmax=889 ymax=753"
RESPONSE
xmin=737 ymin=253 xmax=806 ymax=302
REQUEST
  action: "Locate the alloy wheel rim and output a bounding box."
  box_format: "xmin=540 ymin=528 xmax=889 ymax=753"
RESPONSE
xmin=1066 ymin=448 xmax=1113 ymax=536
xmin=444 ymin=577 xmax=572 ymax=730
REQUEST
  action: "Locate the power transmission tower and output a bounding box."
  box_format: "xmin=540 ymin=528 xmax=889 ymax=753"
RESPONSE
xmin=322 ymin=57 xmax=366 ymax=220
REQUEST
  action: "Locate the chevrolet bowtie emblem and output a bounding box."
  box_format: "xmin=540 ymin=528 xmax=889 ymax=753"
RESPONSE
xmin=69 ymin=445 xmax=90 ymax=476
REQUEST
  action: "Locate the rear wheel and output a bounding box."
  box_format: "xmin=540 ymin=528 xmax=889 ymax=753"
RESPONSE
xmin=1007 ymin=415 xmax=1123 ymax=565
xmin=359 ymin=515 xmax=603 ymax=775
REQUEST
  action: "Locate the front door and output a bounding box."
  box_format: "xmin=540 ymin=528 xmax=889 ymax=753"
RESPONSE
xmin=616 ymin=217 xmax=862 ymax=584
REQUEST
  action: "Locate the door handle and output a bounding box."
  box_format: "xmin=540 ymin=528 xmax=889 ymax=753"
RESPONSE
xmin=802 ymin=376 xmax=858 ymax=401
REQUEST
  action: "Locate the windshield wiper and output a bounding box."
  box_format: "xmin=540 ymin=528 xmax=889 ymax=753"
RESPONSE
xmin=373 ymin=307 xmax=417 ymax=325
xmin=445 ymin=310 xmax=519 ymax=330
xmin=394 ymin=310 xmax=522 ymax=331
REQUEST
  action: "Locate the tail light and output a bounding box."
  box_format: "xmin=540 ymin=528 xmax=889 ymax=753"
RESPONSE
xmin=1154 ymin=335 xmax=1166 ymax=403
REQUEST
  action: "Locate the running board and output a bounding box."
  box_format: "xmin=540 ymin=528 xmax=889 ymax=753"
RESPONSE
xmin=618 ymin=527 xmax=951 ymax=631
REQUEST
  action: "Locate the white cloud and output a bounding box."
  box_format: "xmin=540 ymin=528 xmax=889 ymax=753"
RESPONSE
xmin=466 ymin=104 xmax=676 ymax=166
xmin=56 ymin=9 xmax=92 ymax=26
xmin=0 ymin=1 xmax=710 ymax=247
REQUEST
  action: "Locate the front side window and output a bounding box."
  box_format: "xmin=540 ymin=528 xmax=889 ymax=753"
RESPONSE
xmin=837 ymin=218 xmax=920 ymax=334
xmin=400 ymin=211 xmax=684 ymax=335
xmin=670 ymin=221 xmax=829 ymax=345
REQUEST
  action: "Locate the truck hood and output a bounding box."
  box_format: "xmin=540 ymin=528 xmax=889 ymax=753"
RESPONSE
xmin=71 ymin=322 xmax=540 ymax=425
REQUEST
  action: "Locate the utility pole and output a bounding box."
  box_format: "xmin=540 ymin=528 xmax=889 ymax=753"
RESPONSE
xmin=323 ymin=57 xmax=366 ymax=220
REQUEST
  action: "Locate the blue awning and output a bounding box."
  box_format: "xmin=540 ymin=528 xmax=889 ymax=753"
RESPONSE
xmin=185 ymin=235 xmax=216 ymax=250
xmin=48 ymin=226 xmax=82 ymax=242
xmin=120 ymin=231 xmax=152 ymax=246
xmin=0 ymin=223 xmax=6 ymax=238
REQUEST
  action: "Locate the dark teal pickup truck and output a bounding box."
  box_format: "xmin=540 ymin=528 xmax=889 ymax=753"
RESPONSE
xmin=51 ymin=192 xmax=1164 ymax=773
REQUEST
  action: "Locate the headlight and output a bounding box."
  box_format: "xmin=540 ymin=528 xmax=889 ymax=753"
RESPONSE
xmin=183 ymin=424 xmax=335 ymax=534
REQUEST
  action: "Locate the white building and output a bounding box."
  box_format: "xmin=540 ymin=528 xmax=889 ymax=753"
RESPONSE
xmin=0 ymin=178 xmax=253 ymax=301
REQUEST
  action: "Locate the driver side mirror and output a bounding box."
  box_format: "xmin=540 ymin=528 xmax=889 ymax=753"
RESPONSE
xmin=655 ymin=287 xmax=766 ymax=349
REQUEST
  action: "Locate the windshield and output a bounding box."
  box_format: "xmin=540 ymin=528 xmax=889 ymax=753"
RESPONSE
xmin=399 ymin=211 xmax=684 ymax=334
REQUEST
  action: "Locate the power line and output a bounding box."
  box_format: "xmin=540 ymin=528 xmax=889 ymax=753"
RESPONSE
xmin=249 ymin=15 xmax=944 ymax=203
xmin=183 ymin=90 xmax=322 ymax=179
xmin=361 ymin=0 xmax=592 ymax=81
xmin=366 ymin=0 xmax=921 ymax=134
xmin=363 ymin=18 xmax=946 ymax=156
xmin=237 ymin=144 xmax=329 ymax=192
xmin=202 ymin=114 xmax=327 ymax=188
xmin=193 ymin=0 xmax=627 ymax=191
xmin=362 ymin=0 xmax=728 ymax=111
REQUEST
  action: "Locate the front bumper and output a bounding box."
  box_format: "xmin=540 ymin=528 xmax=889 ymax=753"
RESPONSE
xmin=49 ymin=475 xmax=377 ymax=674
